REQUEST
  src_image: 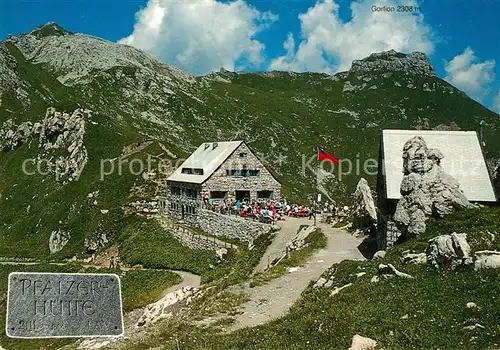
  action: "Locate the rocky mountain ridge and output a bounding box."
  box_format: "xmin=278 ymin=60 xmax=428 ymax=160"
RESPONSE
xmin=349 ymin=49 xmax=436 ymax=77
xmin=7 ymin=23 xmax=195 ymax=87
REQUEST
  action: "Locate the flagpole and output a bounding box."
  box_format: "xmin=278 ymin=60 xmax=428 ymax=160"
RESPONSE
xmin=314 ymin=145 xmax=318 ymax=226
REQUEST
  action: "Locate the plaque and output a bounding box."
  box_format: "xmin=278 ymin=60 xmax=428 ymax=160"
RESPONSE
xmin=6 ymin=272 xmax=124 ymax=338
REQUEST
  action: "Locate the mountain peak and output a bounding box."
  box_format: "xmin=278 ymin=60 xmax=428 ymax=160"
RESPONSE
xmin=349 ymin=50 xmax=435 ymax=77
xmin=29 ymin=22 xmax=73 ymax=38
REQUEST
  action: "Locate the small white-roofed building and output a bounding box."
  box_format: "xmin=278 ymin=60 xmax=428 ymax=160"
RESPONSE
xmin=165 ymin=141 xmax=281 ymax=222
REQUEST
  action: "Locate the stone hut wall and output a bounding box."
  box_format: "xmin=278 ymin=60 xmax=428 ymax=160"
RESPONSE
xmin=202 ymin=143 xmax=281 ymax=202
xmin=166 ymin=180 xmax=202 ymax=223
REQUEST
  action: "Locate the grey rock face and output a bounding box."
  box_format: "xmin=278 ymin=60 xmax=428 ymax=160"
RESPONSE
xmin=426 ymin=232 xmax=472 ymax=269
xmin=0 ymin=107 xmax=88 ymax=182
xmin=349 ymin=50 xmax=436 ymax=77
xmin=49 ymin=229 xmax=70 ymax=253
xmin=8 ymin=29 xmax=195 ymax=87
xmin=389 ymin=136 xmax=472 ymax=246
xmin=493 ymin=161 xmax=500 ymax=197
xmin=352 ymin=178 xmax=377 ymax=228
xmin=84 ymin=232 xmax=108 ymax=253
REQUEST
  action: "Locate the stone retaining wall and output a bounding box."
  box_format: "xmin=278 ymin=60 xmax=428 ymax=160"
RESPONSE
xmin=196 ymin=209 xmax=272 ymax=242
xmin=157 ymin=217 xmax=235 ymax=251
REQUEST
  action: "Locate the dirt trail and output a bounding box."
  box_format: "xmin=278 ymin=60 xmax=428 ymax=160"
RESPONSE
xmin=227 ymin=216 xmax=365 ymax=331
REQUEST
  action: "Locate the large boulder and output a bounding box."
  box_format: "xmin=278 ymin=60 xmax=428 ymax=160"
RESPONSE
xmin=474 ymin=250 xmax=500 ymax=270
xmin=388 ymin=136 xmax=472 ymax=246
xmin=426 ymin=232 xmax=472 ymax=269
xmin=348 ymin=334 xmax=377 ymax=350
xmin=352 ymin=178 xmax=377 ymax=228
xmin=49 ymin=230 xmax=70 ymax=254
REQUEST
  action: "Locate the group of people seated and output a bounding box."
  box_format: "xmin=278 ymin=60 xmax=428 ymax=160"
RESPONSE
xmin=205 ymin=198 xmax=326 ymax=222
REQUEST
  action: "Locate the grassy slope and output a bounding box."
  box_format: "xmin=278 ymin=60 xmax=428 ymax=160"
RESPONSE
xmin=118 ymin=217 xmax=218 ymax=275
xmin=126 ymin=207 xmax=500 ymax=349
xmin=0 ymin=44 xmax=180 ymax=258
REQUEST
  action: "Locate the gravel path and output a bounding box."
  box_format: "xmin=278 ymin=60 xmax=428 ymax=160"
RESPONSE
xmin=228 ymin=217 xmax=365 ymax=331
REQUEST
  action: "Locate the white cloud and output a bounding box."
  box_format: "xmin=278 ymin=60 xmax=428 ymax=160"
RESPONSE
xmin=444 ymin=47 xmax=496 ymax=101
xmin=492 ymin=92 xmax=500 ymax=114
xmin=119 ymin=0 xmax=277 ymax=75
xmin=270 ymin=0 xmax=434 ymax=73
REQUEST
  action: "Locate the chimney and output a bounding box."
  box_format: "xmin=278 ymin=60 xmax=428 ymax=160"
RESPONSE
xmin=212 ymin=142 xmax=218 ymax=150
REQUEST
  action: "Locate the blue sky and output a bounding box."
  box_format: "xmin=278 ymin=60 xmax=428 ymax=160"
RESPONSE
xmin=1 ymin=0 xmax=499 ymax=112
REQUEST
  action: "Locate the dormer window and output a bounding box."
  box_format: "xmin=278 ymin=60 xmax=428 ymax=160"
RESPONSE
xmin=181 ymin=168 xmax=204 ymax=175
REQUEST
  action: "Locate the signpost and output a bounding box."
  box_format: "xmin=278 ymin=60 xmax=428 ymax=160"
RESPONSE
xmin=6 ymin=272 xmax=123 ymax=338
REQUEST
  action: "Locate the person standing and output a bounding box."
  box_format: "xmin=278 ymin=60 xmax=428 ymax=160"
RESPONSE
xmin=109 ymin=256 xmax=115 ymax=268
xmin=202 ymin=192 xmax=209 ymax=207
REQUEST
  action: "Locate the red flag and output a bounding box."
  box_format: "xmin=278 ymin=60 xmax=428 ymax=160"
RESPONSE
xmin=317 ymin=146 xmax=340 ymax=164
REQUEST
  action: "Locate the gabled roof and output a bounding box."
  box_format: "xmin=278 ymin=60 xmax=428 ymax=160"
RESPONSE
xmin=382 ymin=130 xmax=496 ymax=202
xmin=167 ymin=141 xmax=243 ymax=184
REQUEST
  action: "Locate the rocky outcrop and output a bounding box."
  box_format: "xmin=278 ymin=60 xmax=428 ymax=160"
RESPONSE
xmin=389 ymin=136 xmax=472 ymax=246
xmin=136 ymin=286 xmax=199 ymax=328
xmin=49 ymin=229 xmax=70 ymax=253
xmin=349 ymin=50 xmax=436 ymax=77
xmin=352 ymin=178 xmax=377 ymax=228
xmin=493 ymin=161 xmax=500 ymax=197
xmin=0 ymin=107 xmax=88 ymax=182
xmin=474 ymin=250 xmax=500 ymax=270
xmin=426 ymin=232 xmax=472 ymax=269
xmin=84 ymin=232 xmax=108 ymax=253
